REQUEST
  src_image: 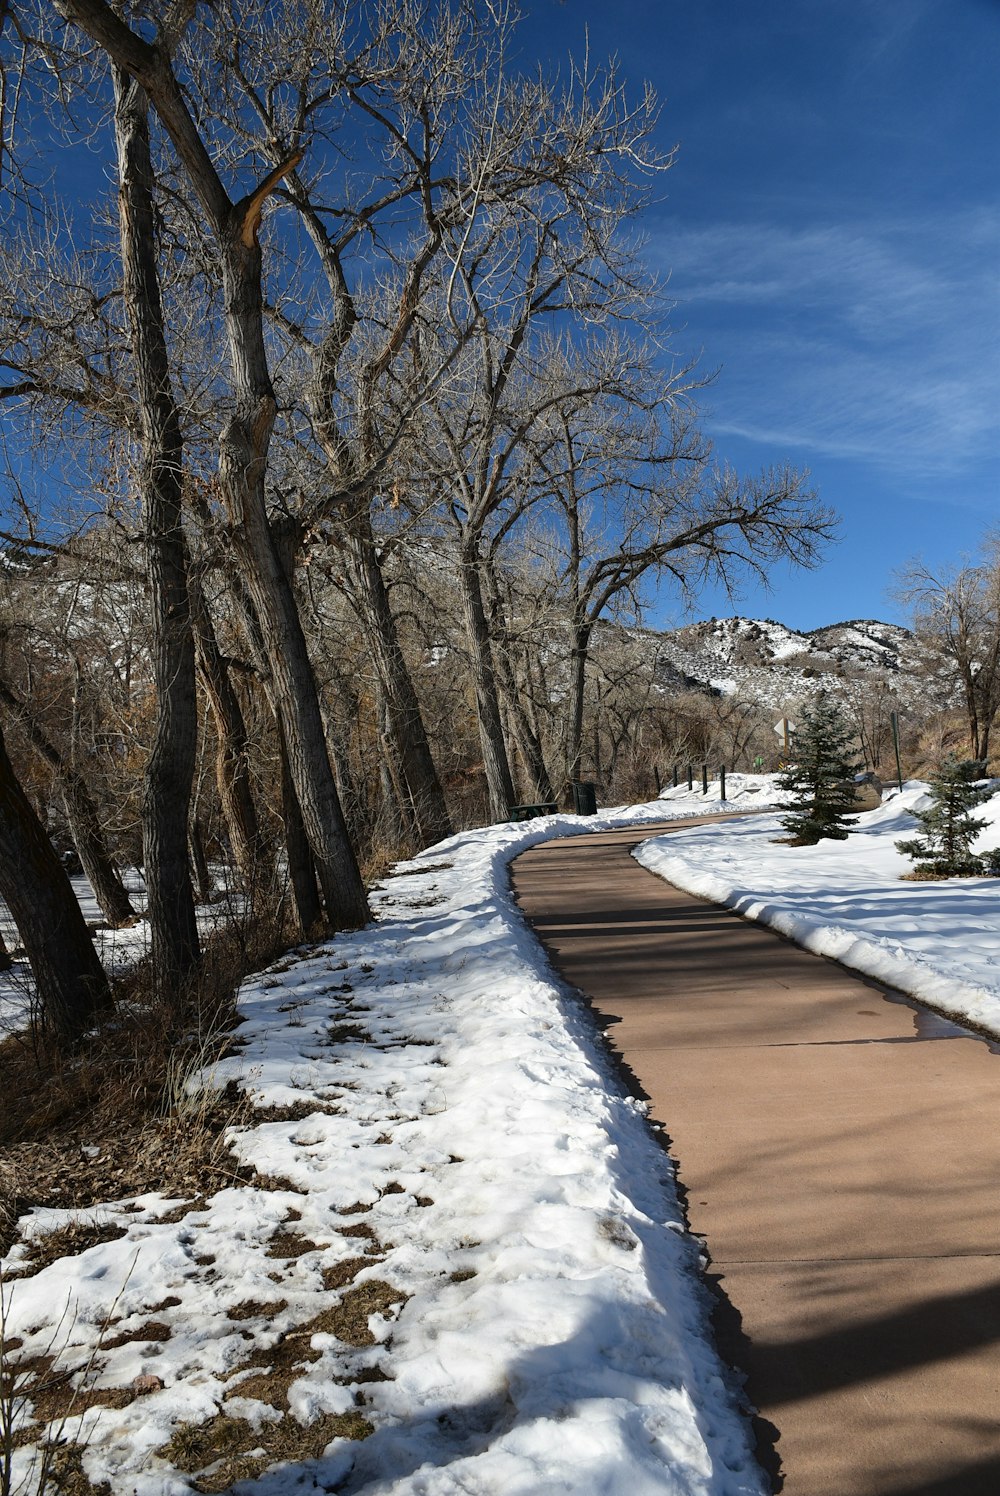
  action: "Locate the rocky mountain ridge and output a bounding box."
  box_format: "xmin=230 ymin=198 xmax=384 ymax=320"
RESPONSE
xmin=646 ymin=615 xmax=928 ymax=711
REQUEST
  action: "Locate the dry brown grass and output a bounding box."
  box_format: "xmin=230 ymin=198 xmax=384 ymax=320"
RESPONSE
xmin=19 ymin=1222 xmax=129 ymax=1278
xmin=160 ymin=1260 xmax=407 ymax=1492
xmin=160 ymin=1408 xmax=373 ymax=1494
xmin=0 ymin=906 xmax=298 ymax=1258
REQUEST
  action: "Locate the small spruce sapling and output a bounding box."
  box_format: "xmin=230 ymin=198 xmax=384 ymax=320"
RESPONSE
xmin=895 ymin=756 xmax=990 ymax=877
xmin=778 ymin=692 xmax=860 ymax=844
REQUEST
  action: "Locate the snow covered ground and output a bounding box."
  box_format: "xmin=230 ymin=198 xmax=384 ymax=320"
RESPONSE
xmin=639 ymin=776 xmax=1000 ymax=1037
xmin=1 ymin=797 xmax=766 ymax=1496
xmin=0 ymin=871 xmax=246 ymax=1037
xmin=8 ymin=772 xmax=1000 ymax=1494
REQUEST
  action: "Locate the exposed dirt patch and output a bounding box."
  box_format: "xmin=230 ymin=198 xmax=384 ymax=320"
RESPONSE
xmin=102 ymin=1319 xmax=171 ymax=1349
xmin=336 ymin=1221 xmax=382 ymax=1247
xmin=228 ymin=1298 xmax=288 ymax=1322
xmin=19 ymin=1220 xmax=128 ymax=1275
xmin=249 ymin=1100 xmax=340 ymax=1122
xmin=159 ymin=1409 xmax=372 ymax=1494
xmin=320 ymin=1280 xmax=407 ymax=1347
xmin=220 ymin=1277 xmax=405 ymax=1420
xmin=5 ymin=1353 xmax=137 ymax=1449
xmin=23 ymin=1441 xmax=112 ymax=1495
xmin=0 ymin=900 xmax=298 ymax=1256
xmin=321 ymin=1256 xmax=380 ymax=1291
xmin=325 ymin=1023 xmax=370 ymax=1045
xmin=150 ymin=1197 xmax=208 ymax=1226
xmin=0 ymin=1071 xmax=252 ymax=1258
xmin=265 ymin=1232 xmax=321 ymax=1260
xmin=247 ymin=1172 xmax=307 ymax=1193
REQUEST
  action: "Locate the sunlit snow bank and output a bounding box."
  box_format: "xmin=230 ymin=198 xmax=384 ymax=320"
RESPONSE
xmin=2 ymin=798 xmax=765 ymax=1496
xmin=637 ymin=779 xmax=1000 ymax=1036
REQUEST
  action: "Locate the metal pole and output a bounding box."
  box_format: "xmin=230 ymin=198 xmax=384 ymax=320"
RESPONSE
xmin=720 ymin=765 xmax=726 ymax=801
xmin=702 ymin=764 xmax=708 ymax=794
xmin=687 ymin=764 xmax=693 ymax=791
xmin=672 ymin=765 xmax=678 ymax=788
xmin=891 ymin=711 xmax=903 ymax=792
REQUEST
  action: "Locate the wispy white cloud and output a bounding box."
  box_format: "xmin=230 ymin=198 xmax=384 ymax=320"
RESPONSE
xmin=649 ymin=208 xmax=1000 ymax=479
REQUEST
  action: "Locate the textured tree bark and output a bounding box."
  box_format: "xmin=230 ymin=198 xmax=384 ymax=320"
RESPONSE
xmin=221 ymin=567 xmax=323 ymax=938
xmin=113 ymin=66 xmax=200 ymax=997
xmin=376 ymin=685 xmax=417 ymax=845
xmin=62 ymin=778 xmax=137 ymax=927
xmin=277 ymin=719 xmax=323 ymax=936
xmin=0 ymin=723 xmax=111 ymax=1040
xmin=190 ymin=577 xmax=274 ymax=898
xmin=0 ymin=678 xmax=136 ymax=926
xmin=457 ymin=544 xmax=517 ymax=820
xmin=189 ymin=816 xmax=212 ymax=904
xmin=566 ymin=625 xmax=592 ymax=786
xmin=499 ymin=670 xmax=555 ymax=803
xmin=218 ymin=234 xmax=368 ymax=931
xmin=346 ymin=515 xmax=452 ymax=847
xmin=482 ymin=568 xmax=555 ymax=802
xmin=58 ymin=4 xmax=367 ymax=933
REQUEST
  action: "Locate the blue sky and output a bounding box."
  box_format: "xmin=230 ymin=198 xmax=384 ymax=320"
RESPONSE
xmin=518 ymin=0 xmax=1000 ymax=630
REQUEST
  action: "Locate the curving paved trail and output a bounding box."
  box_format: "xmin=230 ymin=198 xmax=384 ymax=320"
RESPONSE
xmin=511 ymin=818 xmax=1000 ymax=1496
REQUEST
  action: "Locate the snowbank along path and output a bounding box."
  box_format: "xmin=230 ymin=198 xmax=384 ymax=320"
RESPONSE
xmin=1 ymin=797 xmax=766 ymax=1496
xmin=512 ymin=810 xmax=1000 ymax=1496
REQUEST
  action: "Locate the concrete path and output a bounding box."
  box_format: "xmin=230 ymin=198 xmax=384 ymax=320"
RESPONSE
xmin=511 ymin=819 xmax=1000 ymax=1496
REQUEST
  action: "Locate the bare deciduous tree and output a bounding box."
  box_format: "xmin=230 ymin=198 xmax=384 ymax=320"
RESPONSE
xmin=113 ymin=61 xmax=201 ymax=996
xmin=54 ymin=0 xmax=370 ymax=931
xmin=0 ymin=671 xmax=136 ymax=925
xmin=896 ymin=536 xmax=1000 ymax=766
xmin=0 ymin=719 xmax=111 ymax=1040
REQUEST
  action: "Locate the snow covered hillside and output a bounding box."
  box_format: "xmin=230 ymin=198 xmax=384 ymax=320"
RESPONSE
xmin=647 ymin=615 xmax=933 ymax=709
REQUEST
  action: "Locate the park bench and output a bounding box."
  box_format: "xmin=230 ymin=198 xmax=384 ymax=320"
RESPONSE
xmin=508 ymin=802 xmax=558 ymax=821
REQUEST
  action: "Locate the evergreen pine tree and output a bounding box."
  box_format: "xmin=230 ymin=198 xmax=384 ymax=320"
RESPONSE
xmin=895 ymin=756 xmax=990 ymax=876
xmin=778 ymin=692 xmax=861 ymax=844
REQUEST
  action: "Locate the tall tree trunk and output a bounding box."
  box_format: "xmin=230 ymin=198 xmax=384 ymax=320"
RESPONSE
xmin=499 ymin=674 xmax=554 ymax=802
xmin=482 ymin=568 xmax=554 ymax=802
xmin=320 ymin=696 xmax=363 ymax=842
xmin=56 ymin=0 xmax=365 ymax=929
xmin=0 ymin=723 xmax=111 ymax=1041
xmin=277 ymin=719 xmax=323 ymax=936
xmin=63 ymin=779 xmax=137 ymax=927
xmin=113 ymin=67 xmax=200 ymax=998
xmin=218 ymin=234 xmax=368 ymax=929
xmin=346 ymin=514 xmax=451 ymax=847
xmin=457 ymin=543 xmax=516 ymax=820
xmin=0 ymin=678 xmax=136 ymax=927
xmin=189 ymin=815 xmax=212 ymax=904
xmin=293 ymin=165 xmax=450 ymax=853
xmin=190 ymin=576 xmax=273 ymax=899
xmin=222 ymin=565 xmax=322 ymax=937
xmin=566 ymin=623 xmax=592 ymax=785
xmin=377 ymin=687 xmax=417 ymax=847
